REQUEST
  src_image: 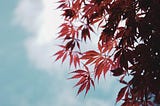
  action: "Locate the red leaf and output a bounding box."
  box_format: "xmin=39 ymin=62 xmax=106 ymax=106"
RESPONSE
xmin=91 ymin=79 xmax=95 ymax=90
xmin=116 ymin=27 xmax=125 ymax=39
xmin=85 ymin=58 xmax=95 ymax=65
xmin=85 ymin=50 xmax=99 ymax=56
xmin=69 ymin=74 xmax=82 ymax=79
xmin=55 ymin=51 xmax=64 ymax=61
xmin=111 ymin=68 xmax=124 ymax=76
xmin=66 ymin=40 xmax=74 ymax=50
xmin=54 ymin=50 xmax=64 ymax=56
xmin=98 ymin=42 xmax=102 ymax=52
xmin=103 ymin=64 xmax=109 ymax=77
xmin=116 ymin=86 xmax=127 ymax=103
xmin=74 ymin=77 xmax=86 ymax=87
xmin=94 ymin=57 xmax=104 ymax=66
xmin=69 ymin=68 xmax=94 ymax=96
xmin=120 ymin=77 xmax=127 ymax=85
xmin=62 ymin=53 xmax=67 ymax=63
xmin=70 ymin=70 xmax=86 ymax=74
xmin=85 ymin=80 xmax=90 ymax=96
xmin=76 ymin=42 xmax=80 ymax=50
xmin=107 ymin=39 xmax=117 ymax=53
xmin=95 ymin=61 xmax=104 ymax=80
xmin=81 ymin=50 xmax=99 ymax=60
xmin=63 ymin=9 xmax=76 ymax=19
xmin=69 ymin=52 xmax=73 ymax=66
xmin=114 ymin=49 xmax=122 ymax=61
xmin=73 ymin=55 xmax=80 ymax=68
xmin=73 ymin=0 xmax=82 ymax=10
xmin=81 ymin=28 xmax=90 ymax=41
xmin=77 ymin=82 xmax=87 ymax=95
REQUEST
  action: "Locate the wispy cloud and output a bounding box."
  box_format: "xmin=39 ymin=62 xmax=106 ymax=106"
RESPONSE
xmin=13 ymin=0 xmax=121 ymax=106
xmin=14 ymin=0 xmax=62 ymax=73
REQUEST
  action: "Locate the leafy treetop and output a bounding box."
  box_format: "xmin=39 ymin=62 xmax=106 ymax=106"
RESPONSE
xmin=55 ymin=0 xmax=160 ymax=105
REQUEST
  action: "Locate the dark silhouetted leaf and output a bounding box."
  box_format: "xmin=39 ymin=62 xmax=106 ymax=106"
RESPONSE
xmin=116 ymin=86 xmax=127 ymax=103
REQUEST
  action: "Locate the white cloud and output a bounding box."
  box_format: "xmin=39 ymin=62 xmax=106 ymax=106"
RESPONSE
xmin=53 ymin=87 xmax=114 ymax=106
xmin=14 ymin=0 xmax=43 ymax=32
xmin=14 ymin=0 xmax=121 ymax=106
xmin=14 ymin=0 xmax=63 ymax=74
xmin=85 ymin=98 xmax=112 ymax=106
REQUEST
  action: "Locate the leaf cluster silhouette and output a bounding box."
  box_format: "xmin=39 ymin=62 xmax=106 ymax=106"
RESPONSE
xmin=55 ymin=0 xmax=160 ymax=105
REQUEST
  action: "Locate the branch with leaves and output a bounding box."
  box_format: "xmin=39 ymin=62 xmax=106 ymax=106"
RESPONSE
xmin=54 ymin=0 xmax=160 ymax=105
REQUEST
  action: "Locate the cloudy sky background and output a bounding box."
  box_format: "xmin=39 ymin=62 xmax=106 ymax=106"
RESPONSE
xmin=0 ymin=0 xmax=123 ymax=106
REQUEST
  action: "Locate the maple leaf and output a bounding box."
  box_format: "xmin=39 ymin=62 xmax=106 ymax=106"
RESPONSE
xmin=111 ymin=68 xmax=124 ymax=76
xmin=69 ymin=67 xmax=95 ymax=96
xmin=81 ymin=48 xmax=114 ymax=80
xmin=63 ymin=9 xmax=76 ymax=19
xmin=58 ymin=23 xmax=79 ymax=39
xmin=54 ymin=45 xmax=81 ymax=67
xmin=116 ymin=86 xmax=127 ymax=103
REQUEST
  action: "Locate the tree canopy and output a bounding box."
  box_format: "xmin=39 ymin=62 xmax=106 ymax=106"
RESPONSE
xmin=55 ymin=0 xmax=160 ymax=105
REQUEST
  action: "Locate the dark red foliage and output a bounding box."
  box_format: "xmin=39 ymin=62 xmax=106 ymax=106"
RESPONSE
xmin=63 ymin=9 xmax=76 ymax=19
xmin=55 ymin=0 xmax=160 ymax=105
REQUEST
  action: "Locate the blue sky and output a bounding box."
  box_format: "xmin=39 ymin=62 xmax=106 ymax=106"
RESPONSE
xmin=0 ymin=0 xmax=122 ymax=106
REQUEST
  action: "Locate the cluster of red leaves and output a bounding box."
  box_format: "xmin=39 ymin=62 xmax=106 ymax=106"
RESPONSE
xmin=69 ymin=66 xmax=95 ymax=96
xmin=54 ymin=45 xmax=81 ymax=68
xmin=55 ymin=0 xmax=160 ymax=105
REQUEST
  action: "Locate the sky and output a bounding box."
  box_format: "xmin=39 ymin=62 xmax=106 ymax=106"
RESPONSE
xmin=0 ymin=0 xmax=123 ymax=106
